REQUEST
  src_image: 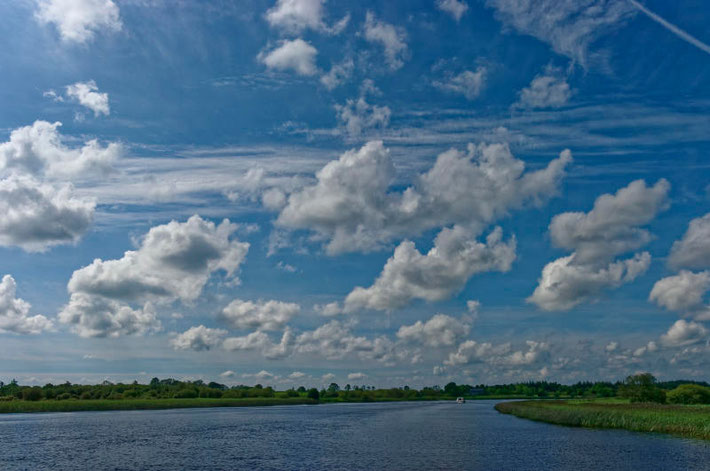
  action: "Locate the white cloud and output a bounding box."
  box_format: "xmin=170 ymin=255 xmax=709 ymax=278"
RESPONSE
xmin=347 ymin=372 xmax=366 ymax=380
xmin=314 ymin=302 xmax=343 ymax=317
xmin=0 ymin=121 xmax=120 ymax=179
xmin=276 ymin=141 xmax=572 ymax=254
xmin=171 ymin=325 xmax=228 ymax=351
xmin=0 ymin=275 xmax=53 ymax=335
xmin=61 ymin=216 xmax=248 ymax=337
xmin=68 ymin=215 xmax=249 ymax=304
xmin=668 ymin=213 xmax=710 ymax=270
xmin=444 ymin=339 xmax=549 ymax=367
xmin=485 ymin=0 xmax=635 ymax=66
xmin=259 ymin=39 xmax=318 ymax=76
xmin=66 ymin=80 xmax=110 ymax=117
xmin=335 ymin=97 xmax=391 ymax=138
xmin=529 ymin=179 xmax=669 ymax=310
xmin=605 ymin=341 xmax=618 ymax=352
xmin=220 ymin=299 xmax=300 ymax=331
xmin=294 ymin=320 xmax=378 ymax=360
xmin=660 ymin=320 xmax=708 ymax=347
xmin=58 ymin=293 xmax=160 ymax=338
xmin=437 ymin=0 xmax=469 ymax=22
xmin=396 ymin=313 xmax=470 ymax=347
xmin=320 ymin=59 xmax=354 ymax=90
xmin=223 ymin=329 xmax=295 ymax=360
xmin=529 ymin=252 xmax=651 ymax=311
xmin=363 ymin=12 xmax=408 ymax=70
xmin=266 ymin=0 xmax=326 ymax=33
xmin=515 ymin=65 xmax=572 ymax=109
xmin=288 ymin=371 xmax=306 ymax=379
xmin=345 ymin=226 xmax=516 ymax=311
xmin=35 ymin=0 xmax=122 ymax=44
xmin=433 ymin=67 xmax=486 ymax=100
xmin=220 ymin=370 xmax=237 ymax=379
xmin=0 ymin=174 xmax=95 ymax=252
xmin=649 ymin=270 xmax=710 ymax=320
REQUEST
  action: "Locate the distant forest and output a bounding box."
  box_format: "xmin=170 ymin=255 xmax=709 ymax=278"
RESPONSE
xmin=2 ymin=375 xmax=708 ymax=403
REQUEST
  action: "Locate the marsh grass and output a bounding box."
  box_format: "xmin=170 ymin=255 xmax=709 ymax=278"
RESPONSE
xmin=495 ymin=400 xmax=710 ymax=440
xmin=0 ymin=397 xmax=318 ymax=414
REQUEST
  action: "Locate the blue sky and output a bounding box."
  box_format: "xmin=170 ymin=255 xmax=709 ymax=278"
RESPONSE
xmin=1 ymin=0 xmax=710 ymax=388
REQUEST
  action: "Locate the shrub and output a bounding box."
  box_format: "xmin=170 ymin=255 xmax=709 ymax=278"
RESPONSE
xmin=618 ymin=373 xmax=666 ymax=404
xmin=0 ymin=396 xmax=15 ymax=402
xmin=306 ymin=388 xmax=320 ymax=401
xmin=22 ymin=387 xmax=43 ymax=401
xmin=57 ymin=393 xmax=72 ymax=400
xmin=174 ymin=389 xmax=198 ymax=399
xmin=667 ymin=384 xmax=710 ymax=405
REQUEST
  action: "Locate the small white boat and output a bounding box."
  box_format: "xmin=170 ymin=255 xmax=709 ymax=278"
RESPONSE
xmin=456 ymin=397 xmax=465 ymax=404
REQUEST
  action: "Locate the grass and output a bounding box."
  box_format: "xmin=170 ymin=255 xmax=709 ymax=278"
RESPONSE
xmin=495 ymin=399 xmax=710 ymax=441
xmin=0 ymin=397 xmax=318 ymax=414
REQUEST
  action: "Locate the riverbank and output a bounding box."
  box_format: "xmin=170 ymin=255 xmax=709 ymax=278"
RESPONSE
xmin=0 ymin=394 xmax=531 ymax=414
xmin=495 ymin=400 xmax=710 ymax=440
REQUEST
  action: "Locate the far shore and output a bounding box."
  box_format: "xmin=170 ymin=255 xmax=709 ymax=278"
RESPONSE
xmin=0 ymin=395 xmax=530 ymax=415
xmin=495 ymin=399 xmax=710 ymax=441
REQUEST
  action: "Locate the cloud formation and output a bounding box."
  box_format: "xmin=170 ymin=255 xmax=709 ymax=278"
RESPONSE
xmin=221 ymin=299 xmax=300 ymax=331
xmin=277 ymin=141 xmax=572 ymax=254
xmin=60 ymin=215 xmax=249 ymax=337
xmin=35 ymin=0 xmax=122 ymax=44
xmin=660 ymin=320 xmax=708 ymax=347
xmin=437 ymin=0 xmax=469 ymax=22
xmin=515 ymin=65 xmax=572 ymax=109
xmin=529 ymin=179 xmax=670 ymax=310
xmin=668 ymin=213 xmax=710 ymax=270
xmin=396 ymin=313 xmax=470 ymax=347
xmin=259 ymin=39 xmax=318 ymax=76
xmin=171 ymin=325 xmax=228 ymax=351
xmin=66 ymin=80 xmax=110 ymax=116
xmin=433 ymin=67 xmax=487 ymax=100
xmin=363 ymin=12 xmax=408 ymax=70
xmin=0 ymin=275 xmax=53 ymax=335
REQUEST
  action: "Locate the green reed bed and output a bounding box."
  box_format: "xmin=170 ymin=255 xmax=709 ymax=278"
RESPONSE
xmin=0 ymin=397 xmax=318 ymax=414
xmin=495 ymin=400 xmax=710 ymax=440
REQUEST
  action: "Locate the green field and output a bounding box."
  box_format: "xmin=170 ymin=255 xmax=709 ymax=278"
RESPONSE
xmin=495 ymin=399 xmax=710 ymax=440
xmin=0 ymin=397 xmax=318 ymax=414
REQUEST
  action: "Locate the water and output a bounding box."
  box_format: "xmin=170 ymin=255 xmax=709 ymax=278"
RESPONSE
xmin=1 ymin=400 xmax=709 ymax=470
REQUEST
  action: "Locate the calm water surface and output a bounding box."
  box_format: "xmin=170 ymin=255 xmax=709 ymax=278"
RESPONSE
xmin=1 ymin=400 xmax=709 ymax=470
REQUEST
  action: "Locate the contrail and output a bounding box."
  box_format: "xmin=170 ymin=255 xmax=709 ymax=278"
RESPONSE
xmin=629 ymin=0 xmax=710 ymax=55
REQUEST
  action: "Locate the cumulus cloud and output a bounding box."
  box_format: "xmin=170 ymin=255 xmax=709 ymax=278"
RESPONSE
xmin=276 ymin=141 xmax=572 ymax=255
xmin=396 ymin=313 xmax=470 ymax=347
xmin=485 ymin=0 xmax=635 ymax=66
xmin=433 ymin=67 xmax=487 ymax=100
xmin=58 ymin=293 xmax=159 ymax=338
xmin=345 ymin=226 xmax=516 ymax=311
xmin=0 ymin=275 xmax=53 ymax=335
xmin=515 ymin=65 xmax=572 ymax=109
xmin=221 ymin=299 xmax=300 ymax=331
xmin=66 ymin=80 xmax=110 ymax=116
xmin=0 ymin=175 xmax=94 ymax=252
xmin=288 ymin=371 xmax=306 ymax=379
xmin=35 ymin=0 xmax=122 ymax=44
xmin=60 ymin=216 xmax=248 ymax=337
xmin=347 ymin=372 xmax=366 ymax=380
xmin=320 ymin=59 xmax=354 ymax=90
xmin=335 ymin=97 xmax=391 ymax=138
xmin=363 ymin=12 xmax=408 ymax=70
xmin=68 ymin=215 xmax=249 ymax=304
xmin=220 ymin=370 xmax=237 ymax=379
xmin=0 ymin=121 xmax=119 ymax=179
xmin=668 ymin=213 xmax=710 ymax=270
xmin=266 ymin=0 xmax=348 ymax=35
xmin=437 ymin=0 xmax=469 ymax=21
xmin=292 ymin=320 xmax=399 ymax=361
xmin=171 ymin=325 xmax=228 ymax=351
xmin=314 ymin=302 xmax=343 ymax=317
xmin=650 ymin=270 xmax=710 ymax=320
xmin=529 ymin=179 xmax=669 ymax=310
xmin=660 ymin=320 xmax=708 ymax=347
xmin=259 ymin=39 xmax=318 ymax=76
xmin=223 ymin=329 xmax=294 ymax=360
xmin=444 ymin=339 xmax=548 ymax=367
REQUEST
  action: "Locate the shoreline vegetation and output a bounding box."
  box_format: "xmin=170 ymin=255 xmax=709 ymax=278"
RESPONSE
xmin=495 ymin=400 xmax=710 ymax=441
xmin=1 ymin=374 xmax=709 ymax=420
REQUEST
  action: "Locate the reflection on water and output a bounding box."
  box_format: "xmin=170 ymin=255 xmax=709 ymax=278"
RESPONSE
xmin=1 ymin=400 xmax=709 ymax=470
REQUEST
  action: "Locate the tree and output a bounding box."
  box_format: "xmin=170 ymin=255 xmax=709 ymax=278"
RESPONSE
xmin=327 ymin=383 xmax=340 ymax=393
xmin=618 ymin=373 xmax=666 ymax=403
xmin=307 ymin=388 xmax=320 ymax=400
xmin=667 ymin=384 xmax=710 ymax=404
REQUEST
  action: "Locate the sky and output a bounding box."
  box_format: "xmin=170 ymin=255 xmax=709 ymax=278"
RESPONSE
xmin=1 ymin=0 xmax=710 ymax=389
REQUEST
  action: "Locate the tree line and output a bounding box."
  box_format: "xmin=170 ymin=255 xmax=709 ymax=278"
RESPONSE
xmin=1 ymin=374 xmax=708 ymax=404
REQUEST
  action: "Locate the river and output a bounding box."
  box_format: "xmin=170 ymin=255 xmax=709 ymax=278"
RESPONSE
xmin=1 ymin=400 xmax=708 ymax=470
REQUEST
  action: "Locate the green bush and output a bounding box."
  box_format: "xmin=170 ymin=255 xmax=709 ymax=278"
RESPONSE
xmin=306 ymin=388 xmax=320 ymax=400
xmin=667 ymin=384 xmax=710 ymax=404
xmin=22 ymin=387 xmax=43 ymax=401
xmin=57 ymin=393 xmax=72 ymax=400
xmin=173 ymin=389 xmax=198 ymax=399
xmin=0 ymin=396 xmax=15 ymax=401
xmin=618 ymin=373 xmax=666 ymax=404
